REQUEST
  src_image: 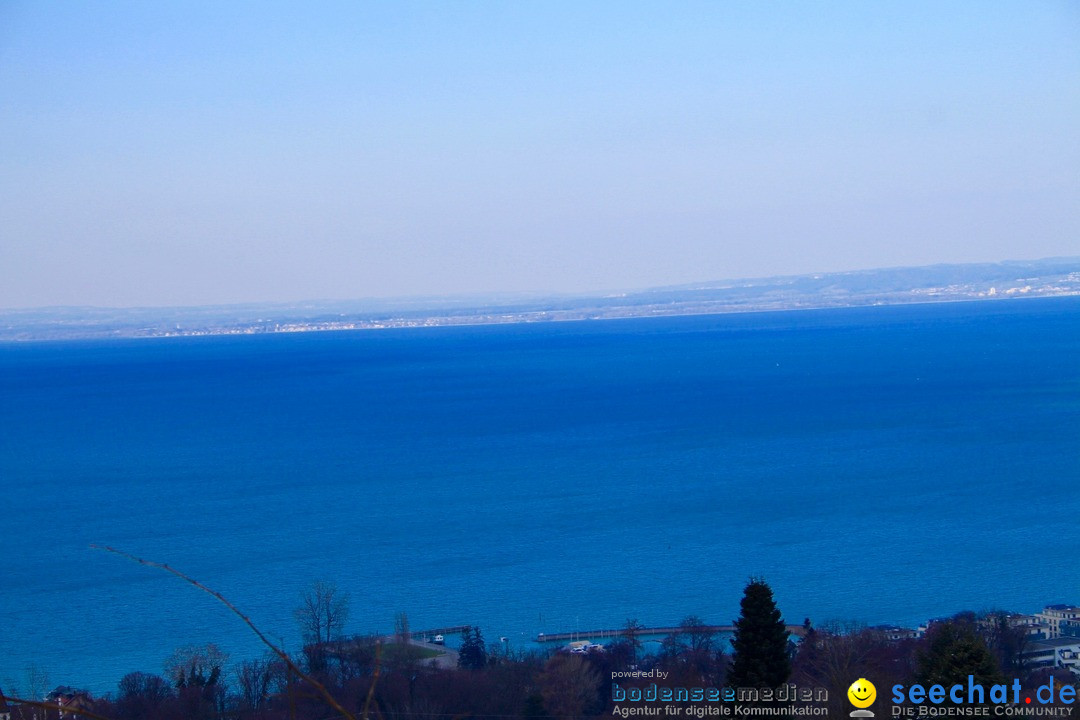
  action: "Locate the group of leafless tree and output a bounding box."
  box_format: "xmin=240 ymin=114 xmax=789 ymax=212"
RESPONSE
xmin=4 ymin=566 xmax=1072 ymax=720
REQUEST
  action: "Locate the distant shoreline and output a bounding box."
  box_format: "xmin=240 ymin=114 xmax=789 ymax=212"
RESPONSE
xmin=2 ymin=290 xmax=1078 ymax=344
xmin=2 ymin=257 xmax=1078 ymax=342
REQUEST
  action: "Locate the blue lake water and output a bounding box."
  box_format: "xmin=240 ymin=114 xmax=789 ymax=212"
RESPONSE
xmin=1 ymin=297 xmax=1078 ymax=695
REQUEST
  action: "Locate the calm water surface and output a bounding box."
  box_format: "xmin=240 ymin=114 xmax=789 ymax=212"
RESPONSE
xmin=1 ymin=298 xmax=1078 ymax=693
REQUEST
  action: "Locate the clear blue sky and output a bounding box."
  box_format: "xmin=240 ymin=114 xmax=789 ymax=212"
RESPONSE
xmin=1 ymin=1 xmax=1077 ymax=308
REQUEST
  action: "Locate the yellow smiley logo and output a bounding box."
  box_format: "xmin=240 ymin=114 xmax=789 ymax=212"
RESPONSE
xmin=848 ymin=678 xmax=876 ymax=709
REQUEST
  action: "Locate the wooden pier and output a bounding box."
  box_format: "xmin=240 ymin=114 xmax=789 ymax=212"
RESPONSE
xmin=410 ymin=625 xmax=470 ymax=638
xmin=536 ymin=624 xmax=807 ymax=643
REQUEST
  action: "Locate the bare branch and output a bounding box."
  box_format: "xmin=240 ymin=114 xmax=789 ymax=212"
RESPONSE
xmin=91 ymin=544 xmax=358 ymax=720
xmin=361 ymin=641 xmax=382 ymax=720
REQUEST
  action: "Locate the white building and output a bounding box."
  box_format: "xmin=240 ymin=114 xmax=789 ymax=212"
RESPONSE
xmin=1035 ymin=605 xmax=1080 ymax=639
xmin=1022 ymin=637 xmax=1080 ymax=676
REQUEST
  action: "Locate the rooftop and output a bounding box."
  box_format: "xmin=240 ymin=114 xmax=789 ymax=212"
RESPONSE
xmin=1029 ymin=637 xmax=1080 ymax=650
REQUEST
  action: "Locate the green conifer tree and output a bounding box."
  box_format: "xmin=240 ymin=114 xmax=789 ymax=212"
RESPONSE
xmin=729 ymin=578 xmax=791 ymax=688
xmin=457 ymin=626 xmax=488 ymax=670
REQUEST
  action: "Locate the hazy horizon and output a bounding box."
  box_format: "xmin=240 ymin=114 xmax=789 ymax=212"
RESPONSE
xmin=2 ymin=2 xmax=1078 ymax=309
xmin=2 ymin=253 xmax=1078 ymax=314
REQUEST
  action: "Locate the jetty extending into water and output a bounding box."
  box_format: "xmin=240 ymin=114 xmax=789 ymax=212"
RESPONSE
xmin=410 ymin=625 xmax=470 ymax=638
xmin=536 ymin=624 xmax=807 ymax=643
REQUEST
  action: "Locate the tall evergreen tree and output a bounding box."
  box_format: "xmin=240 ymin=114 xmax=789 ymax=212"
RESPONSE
xmin=457 ymin=626 xmax=488 ymax=670
xmin=729 ymin=578 xmax=791 ymax=688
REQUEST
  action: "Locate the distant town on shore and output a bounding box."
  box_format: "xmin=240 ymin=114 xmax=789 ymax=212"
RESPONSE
xmin=2 ymin=257 xmax=1078 ymax=342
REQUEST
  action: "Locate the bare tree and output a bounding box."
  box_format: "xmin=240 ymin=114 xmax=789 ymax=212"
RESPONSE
xmin=26 ymin=664 xmax=50 ymax=702
xmin=164 ymin=643 xmax=229 ymax=688
xmin=979 ymin=610 xmax=1034 ymax=676
xmin=679 ymin=615 xmax=716 ymax=654
xmin=234 ymin=657 xmax=274 ymax=715
xmin=294 ymin=580 xmax=350 ymax=645
xmin=621 ymin=618 xmax=645 ymax=662
xmin=394 ymin=611 xmax=411 ymax=644
xmin=165 ymin=644 xmax=229 ymax=720
xmin=117 ymin=671 xmax=174 ymax=720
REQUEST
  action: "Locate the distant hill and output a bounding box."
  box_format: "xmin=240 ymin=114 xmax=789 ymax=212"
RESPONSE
xmin=2 ymin=257 xmax=1078 ymax=341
